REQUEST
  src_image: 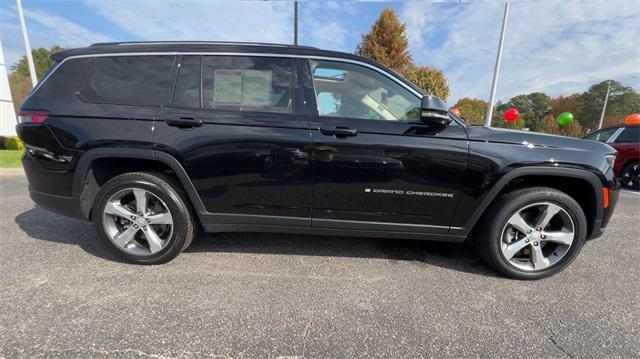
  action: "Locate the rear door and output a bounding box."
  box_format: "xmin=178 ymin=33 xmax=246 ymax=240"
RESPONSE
xmin=303 ymin=59 xmax=468 ymax=233
xmin=154 ymin=55 xmax=312 ymax=227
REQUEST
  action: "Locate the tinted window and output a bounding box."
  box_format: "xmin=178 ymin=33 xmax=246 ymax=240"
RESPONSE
xmin=202 ymin=56 xmax=293 ymax=113
xmin=173 ymin=56 xmax=201 ymax=108
xmin=80 ymin=56 xmax=174 ymax=106
xmin=614 ymin=127 xmax=640 ymax=143
xmin=584 ymin=127 xmax=619 ymax=142
xmin=310 ymin=60 xmax=421 ymax=122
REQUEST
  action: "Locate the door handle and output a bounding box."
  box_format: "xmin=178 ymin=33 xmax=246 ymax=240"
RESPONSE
xmin=320 ymin=127 xmax=358 ymax=138
xmin=165 ymin=117 xmax=203 ymax=128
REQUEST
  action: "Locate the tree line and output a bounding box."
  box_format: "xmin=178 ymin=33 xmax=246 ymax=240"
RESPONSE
xmin=454 ymin=82 xmax=640 ymax=136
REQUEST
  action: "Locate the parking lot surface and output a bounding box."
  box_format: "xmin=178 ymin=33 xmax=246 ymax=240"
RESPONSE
xmin=1 ymin=172 xmax=639 ymax=358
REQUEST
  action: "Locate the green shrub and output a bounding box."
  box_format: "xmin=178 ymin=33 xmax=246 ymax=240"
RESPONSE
xmin=3 ymin=136 xmax=24 ymax=150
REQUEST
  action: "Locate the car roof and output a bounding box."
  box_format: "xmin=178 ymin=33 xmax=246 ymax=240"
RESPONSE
xmin=50 ymin=41 xmax=426 ymax=96
xmin=597 ymin=124 xmax=639 ymax=130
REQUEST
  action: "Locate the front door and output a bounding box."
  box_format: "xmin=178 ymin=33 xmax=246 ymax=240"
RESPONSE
xmin=154 ymin=55 xmax=312 ymax=227
xmin=304 ymin=59 xmax=468 ymax=233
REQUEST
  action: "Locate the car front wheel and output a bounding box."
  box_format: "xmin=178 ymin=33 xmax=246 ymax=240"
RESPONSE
xmin=476 ymin=186 xmax=587 ymax=280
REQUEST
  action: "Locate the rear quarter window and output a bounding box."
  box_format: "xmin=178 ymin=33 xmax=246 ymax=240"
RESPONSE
xmin=79 ymin=56 xmax=174 ymax=106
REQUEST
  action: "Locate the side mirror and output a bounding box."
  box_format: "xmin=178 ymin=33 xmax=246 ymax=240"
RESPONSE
xmin=421 ymin=95 xmax=451 ymax=127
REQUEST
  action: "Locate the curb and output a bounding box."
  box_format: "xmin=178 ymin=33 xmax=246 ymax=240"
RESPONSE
xmin=0 ymin=168 xmax=25 ymax=176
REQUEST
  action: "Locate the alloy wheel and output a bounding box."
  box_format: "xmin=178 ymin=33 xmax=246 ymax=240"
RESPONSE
xmin=622 ymin=163 xmax=640 ymax=189
xmin=500 ymin=202 xmax=575 ymax=271
xmin=102 ymin=188 xmax=174 ymax=256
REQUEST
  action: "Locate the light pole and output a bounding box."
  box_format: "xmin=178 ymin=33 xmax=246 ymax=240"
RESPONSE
xmin=16 ymin=0 xmax=38 ymax=87
xmin=294 ymin=1 xmax=298 ymax=45
xmin=484 ymin=1 xmax=510 ymax=127
xmin=597 ymin=81 xmax=610 ymax=130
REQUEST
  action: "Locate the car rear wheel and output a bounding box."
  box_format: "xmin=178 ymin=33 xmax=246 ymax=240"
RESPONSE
xmin=476 ymin=186 xmax=587 ymax=280
xmin=93 ymin=172 xmax=196 ymax=264
xmin=620 ymin=161 xmax=640 ymax=190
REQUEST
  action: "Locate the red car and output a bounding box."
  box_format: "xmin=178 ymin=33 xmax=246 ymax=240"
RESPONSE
xmin=584 ymin=124 xmax=639 ymax=189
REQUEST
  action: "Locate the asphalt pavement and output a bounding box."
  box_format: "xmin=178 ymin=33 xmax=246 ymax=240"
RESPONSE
xmin=1 ymin=171 xmax=639 ymax=358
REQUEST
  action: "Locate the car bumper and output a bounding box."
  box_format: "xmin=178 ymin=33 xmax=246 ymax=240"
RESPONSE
xmin=28 ymin=186 xmax=85 ymax=220
xmin=589 ymin=178 xmax=620 ymax=240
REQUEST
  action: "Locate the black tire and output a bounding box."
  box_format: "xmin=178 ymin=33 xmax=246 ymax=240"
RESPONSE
xmin=620 ymin=161 xmax=640 ymax=190
xmin=475 ymin=186 xmax=587 ymax=280
xmin=93 ymin=171 xmax=196 ymax=264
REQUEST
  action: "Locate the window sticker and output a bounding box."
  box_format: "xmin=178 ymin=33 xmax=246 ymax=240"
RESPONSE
xmin=213 ymin=69 xmax=273 ymax=107
xmin=213 ymin=70 xmax=243 ymax=104
xmin=242 ymin=70 xmax=272 ymax=106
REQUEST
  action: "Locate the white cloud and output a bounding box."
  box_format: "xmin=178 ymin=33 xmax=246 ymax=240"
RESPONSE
xmin=0 ymin=6 xmax=111 ymax=67
xmin=401 ymin=0 xmax=640 ymax=103
xmin=298 ymin=1 xmax=351 ymax=50
xmin=23 ymin=8 xmax=112 ymax=45
xmin=83 ymin=0 xmax=294 ymax=44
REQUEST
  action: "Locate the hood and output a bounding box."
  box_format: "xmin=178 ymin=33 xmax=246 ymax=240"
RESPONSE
xmin=464 ymin=126 xmax=616 ymax=155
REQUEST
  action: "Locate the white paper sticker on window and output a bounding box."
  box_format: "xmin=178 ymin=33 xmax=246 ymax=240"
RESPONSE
xmin=214 ymin=70 xmax=243 ymax=104
xmin=242 ymin=70 xmax=272 ymax=106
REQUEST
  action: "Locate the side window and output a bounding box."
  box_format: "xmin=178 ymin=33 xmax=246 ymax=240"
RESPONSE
xmin=584 ymin=127 xmax=619 ymax=142
xmin=80 ymin=56 xmax=174 ymax=106
xmin=173 ymin=56 xmax=202 ymax=108
xmin=614 ymin=127 xmax=640 ymax=143
xmin=310 ymin=60 xmax=421 ymax=122
xmin=201 ymin=56 xmax=293 ymax=113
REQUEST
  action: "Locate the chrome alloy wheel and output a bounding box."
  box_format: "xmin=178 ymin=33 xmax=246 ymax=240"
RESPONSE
xmin=102 ymin=188 xmax=173 ymax=256
xmin=500 ymin=202 xmax=575 ymax=271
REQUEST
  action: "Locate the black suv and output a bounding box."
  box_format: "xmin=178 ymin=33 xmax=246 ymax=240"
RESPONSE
xmin=17 ymin=41 xmax=619 ymax=279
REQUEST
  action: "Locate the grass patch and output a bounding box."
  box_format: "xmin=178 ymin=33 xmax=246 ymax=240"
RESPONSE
xmin=0 ymin=150 xmax=23 ymax=168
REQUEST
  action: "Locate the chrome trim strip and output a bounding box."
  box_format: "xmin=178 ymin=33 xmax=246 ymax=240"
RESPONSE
xmin=606 ymin=127 xmax=625 ymax=143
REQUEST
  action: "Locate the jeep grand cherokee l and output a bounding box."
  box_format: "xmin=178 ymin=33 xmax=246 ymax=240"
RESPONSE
xmin=16 ymin=41 xmax=619 ymax=279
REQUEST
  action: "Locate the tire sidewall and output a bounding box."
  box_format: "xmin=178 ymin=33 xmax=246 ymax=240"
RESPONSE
xmin=486 ymin=190 xmax=587 ymax=280
xmin=93 ymin=175 xmax=190 ymax=264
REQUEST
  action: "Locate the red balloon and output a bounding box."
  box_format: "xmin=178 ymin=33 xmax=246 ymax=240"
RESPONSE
xmin=504 ymin=108 xmax=519 ymax=122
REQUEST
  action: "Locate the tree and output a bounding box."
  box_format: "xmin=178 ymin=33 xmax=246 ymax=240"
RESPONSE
xmin=452 ymin=97 xmax=487 ymax=125
xmin=8 ymin=73 xmax=32 ymax=114
xmin=549 ymin=93 xmax=583 ymax=118
xmin=403 ymin=65 xmax=449 ymax=100
xmin=11 ymin=45 xmax=64 ymax=79
xmin=355 ymin=8 xmax=413 ymax=73
xmin=579 ymin=80 xmax=640 ymax=131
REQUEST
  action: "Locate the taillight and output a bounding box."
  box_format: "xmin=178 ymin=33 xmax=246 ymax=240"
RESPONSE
xmin=18 ymin=111 xmax=49 ymax=124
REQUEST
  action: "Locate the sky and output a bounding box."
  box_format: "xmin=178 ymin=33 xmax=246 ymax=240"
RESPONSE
xmin=1 ymin=0 xmax=639 ymax=104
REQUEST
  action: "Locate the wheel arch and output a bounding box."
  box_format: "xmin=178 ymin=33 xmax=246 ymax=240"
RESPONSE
xmin=72 ymin=149 xmax=206 ymax=221
xmin=450 ymin=167 xmax=605 ymax=239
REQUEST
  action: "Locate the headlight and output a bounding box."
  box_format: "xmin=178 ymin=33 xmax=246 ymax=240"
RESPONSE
xmin=605 ymin=154 xmax=616 ymax=170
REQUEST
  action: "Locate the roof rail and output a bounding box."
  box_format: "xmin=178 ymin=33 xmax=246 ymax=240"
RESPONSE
xmin=90 ymin=41 xmax=317 ymax=49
